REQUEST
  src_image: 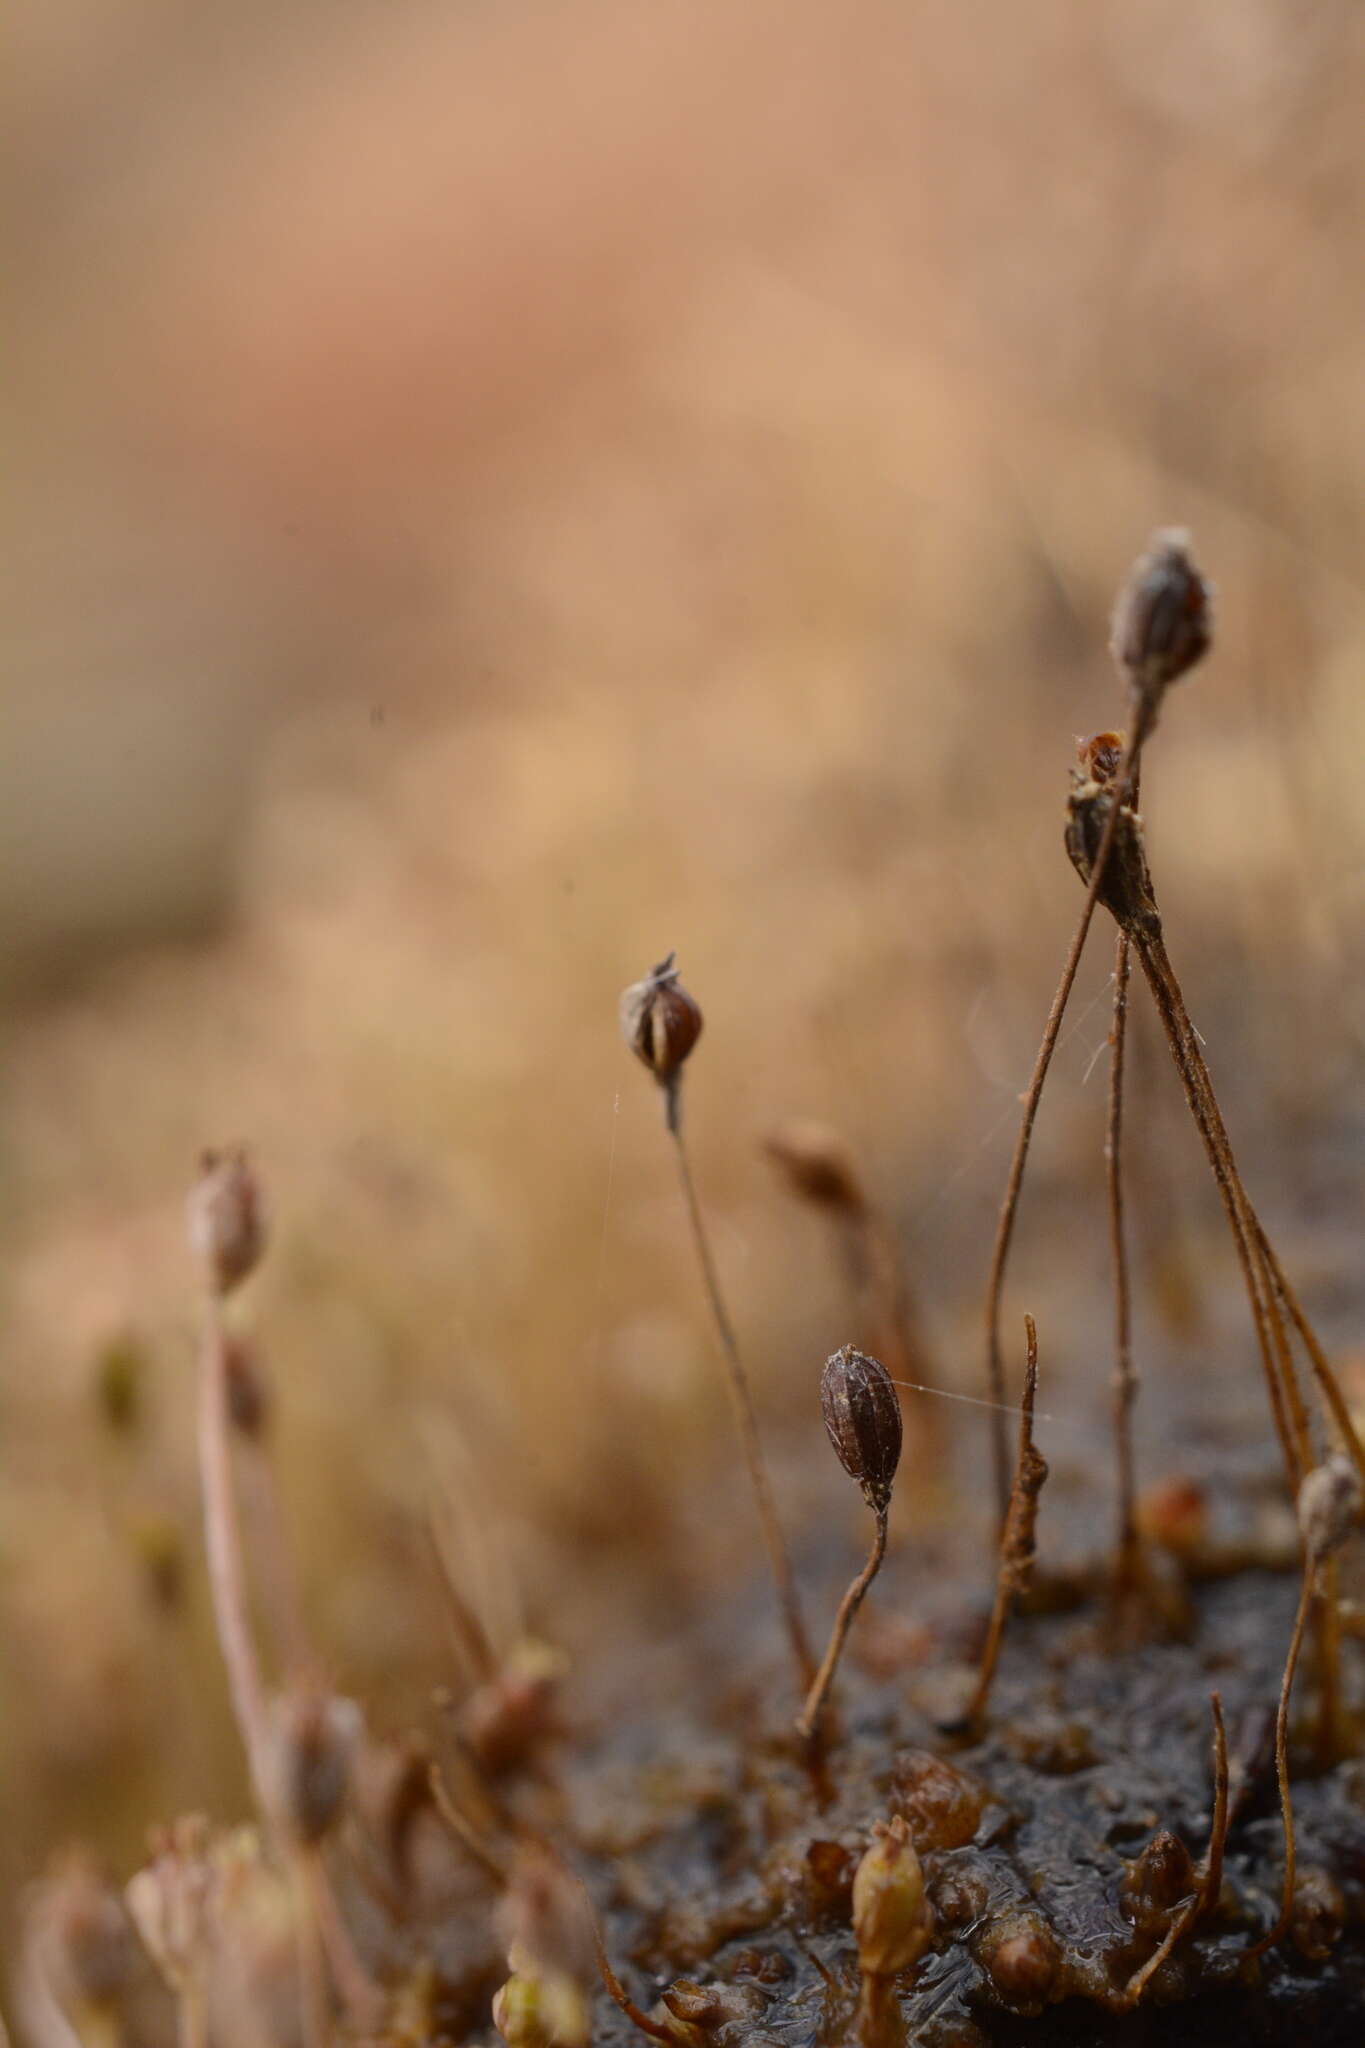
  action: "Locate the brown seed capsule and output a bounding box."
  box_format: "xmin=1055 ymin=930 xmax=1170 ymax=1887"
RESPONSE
xmin=1296 ymin=1453 xmax=1362 ymax=1565
xmin=763 ymin=1122 xmax=868 ymax=1217
xmin=269 ymin=1691 xmax=363 ymax=1845
xmin=187 ymin=1148 xmax=266 ymax=1296
xmin=1119 ymin=1830 xmax=1195 ymax=1938
xmin=821 ymin=1346 xmax=902 ymax=1515
xmin=1109 ymin=529 xmax=1212 ymax=699
xmin=619 ymin=953 xmax=704 ymax=1087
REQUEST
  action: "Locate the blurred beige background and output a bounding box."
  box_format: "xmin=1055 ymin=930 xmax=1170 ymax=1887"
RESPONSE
xmin=7 ymin=0 xmax=1365 ymax=1947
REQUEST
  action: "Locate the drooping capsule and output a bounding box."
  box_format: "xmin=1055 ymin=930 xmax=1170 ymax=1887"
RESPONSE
xmin=820 ymin=1346 xmax=902 ymax=1516
xmin=1109 ymin=529 xmax=1212 ymax=698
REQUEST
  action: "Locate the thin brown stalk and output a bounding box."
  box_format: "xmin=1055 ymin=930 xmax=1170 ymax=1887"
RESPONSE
xmin=967 ymin=1315 xmax=1047 ymax=1729
xmin=428 ymin=1764 xmax=507 ymax=1887
xmin=1247 ymin=1565 xmax=1315 ymax=1957
xmin=985 ymin=714 xmax=1150 ymax=1518
xmin=292 ymin=1863 xmax=330 ymax=2048
xmin=1134 ymin=937 xmax=1305 ymax=1490
xmin=300 ymin=1849 xmax=381 ymax=2026
xmin=427 ymin=1515 xmax=499 ymax=1684
xmin=1254 ymin=1225 xmax=1365 ymax=1491
xmin=238 ymin=1440 xmax=313 ymax=1679
xmin=1106 ymin=929 xmax=1141 ymax=1596
xmin=590 ymin=1915 xmax=676 ymax=2044
xmin=1117 ymin=1690 xmax=1229 ymax=2008
xmin=795 ymin=1510 xmax=888 ymax=1741
xmin=671 ymin=1119 xmax=815 ymax=1688
xmin=176 ymin=1987 xmax=207 ymax=2048
xmin=198 ymin=1308 xmax=273 ymax=1815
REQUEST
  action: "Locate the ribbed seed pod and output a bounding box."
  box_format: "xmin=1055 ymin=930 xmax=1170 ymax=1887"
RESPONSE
xmin=821 ymin=1346 xmax=902 ymax=1515
xmin=619 ymin=953 xmax=704 ymax=1087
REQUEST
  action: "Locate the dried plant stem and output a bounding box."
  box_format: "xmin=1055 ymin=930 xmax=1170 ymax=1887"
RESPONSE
xmin=292 ymin=1863 xmax=330 ymax=2048
xmin=238 ymin=1442 xmax=312 ymax=1678
xmin=985 ymin=715 xmax=1149 ymax=1517
xmin=856 ymin=1972 xmax=903 ymax=2048
xmin=176 ymin=1986 xmax=207 ymax=2048
xmin=198 ymin=1308 xmax=273 ymax=1815
xmin=1254 ymin=1225 xmax=1365 ymax=1491
xmin=967 ymin=1315 xmax=1047 ymax=1730
xmin=300 ymin=1849 xmax=381 ymax=2025
xmin=200 ymin=1307 xmax=375 ymax=2036
xmin=428 ymin=1765 xmax=507 ymax=1887
xmin=795 ymin=1509 xmax=888 ymax=1741
xmin=669 ymin=1114 xmax=815 ymax=1688
xmin=1134 ymin=936 xmax=1308 ymax=1490
xmin=591 ymin=1915 xmax=676 ymax=2044
xmin=1315 ymin=1554 xmax=1343 ymax=1767
xmin=1118 ymin=1691 xmax=1229 ymax=2008
xmin=1106 ymin=930 xmax=1141 ymax=1595
xmin=1247 ymin=1564 xmax=1315 ymax=1957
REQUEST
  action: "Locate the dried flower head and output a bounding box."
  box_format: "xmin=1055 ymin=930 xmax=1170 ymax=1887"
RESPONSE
xmin=852 ymin=1817 xmax=931 ymax=1979
xmin=1297 ymin=1454 xmax=1362 ymax=1566
xmin=619 ymin=953 xmax=703 ymax=1089
xmin=125 ymin=1816 xmax=217 ymax=1996
xmin=187 ymin=1148 xmax=266 ymax=1296
xmin=763 ymin=1121 xmax=868 ymax=1216
xmin=269 ymin=1690 xmax=363 ymax=1845
xmin=1109 ymin=529 xmax=1212 ymax=701
xmin=821 ymin=1346 xmax=902 ymax=1515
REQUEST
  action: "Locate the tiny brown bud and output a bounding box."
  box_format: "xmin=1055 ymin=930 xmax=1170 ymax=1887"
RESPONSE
xmin=269 ymin=1691 xmax=362 ymax=1845
xmin=1109 ymin=529 xmax=1212 ymax=701
xmin=619 ymin=953 xmax=704 ymax=1089
xmin=1296 ymin=1453 xmax=1362 ymax=1565
xmin=763 ymin=1122 xmax=868 ymax=1216
xmin=1074 ymin=730 xmax=1125 ymax=786
xmin=1119 ymin=1830 xmax=1195 ymax=1937
xmin=973 ymin=1909 xmax=1060 ymax=2013
xmin=852 ymin=1817 xmax=931 ymax=1979
xmin=821 ymin=1346 xmax=902 ymax=1515
xmin=891 ymin=1750 xmax=985 ymax=1852
xmin=187 ymin=1148 xmax=266 ymax=1296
